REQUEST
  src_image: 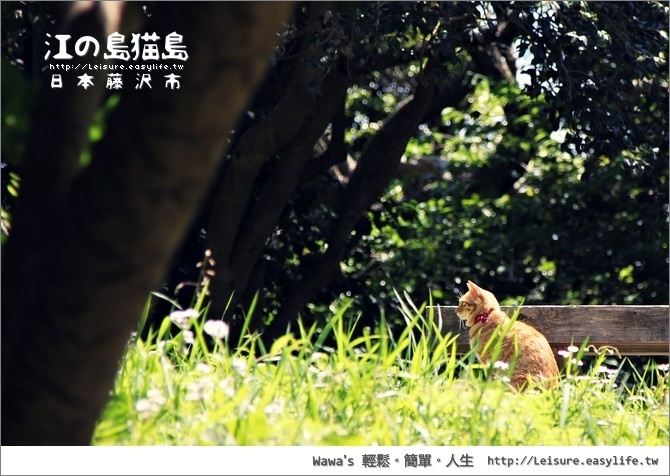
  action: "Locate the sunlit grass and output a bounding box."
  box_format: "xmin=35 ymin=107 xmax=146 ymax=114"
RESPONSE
xmin=93 ymin=292 xmax=669 ymax=446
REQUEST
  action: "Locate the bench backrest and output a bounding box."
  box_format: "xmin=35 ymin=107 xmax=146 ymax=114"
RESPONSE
xmin=428 ymin=305 xmax=669 ymax=356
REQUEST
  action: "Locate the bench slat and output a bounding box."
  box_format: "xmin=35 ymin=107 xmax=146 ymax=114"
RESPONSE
xmin=429 ymin=305 xmax=669 ymax=356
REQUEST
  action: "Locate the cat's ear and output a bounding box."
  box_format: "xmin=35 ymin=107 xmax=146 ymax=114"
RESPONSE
xmin=466 ymin=280 xmax=481 ymax=296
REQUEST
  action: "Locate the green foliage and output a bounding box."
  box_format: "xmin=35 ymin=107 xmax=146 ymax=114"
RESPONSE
xmin=518 ymin=2 xmax=668 ymax=164
xmin=0 ymin=169 xmax=20 ymax=240
xmin=359 ymin=73 xmax=668 ymax=309
xmin=93 ymin=294 xmax=669 ymax=445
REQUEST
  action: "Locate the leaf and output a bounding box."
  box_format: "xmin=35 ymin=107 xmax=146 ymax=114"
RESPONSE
xmin=269 ymin=334 xmax=295 ymax=356
xmin=150 ymin=292 xmax=182 ymax=310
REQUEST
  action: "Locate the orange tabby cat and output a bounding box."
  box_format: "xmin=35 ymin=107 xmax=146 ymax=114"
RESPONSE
xmin=456 ymin=280 xmax=558 ymax=390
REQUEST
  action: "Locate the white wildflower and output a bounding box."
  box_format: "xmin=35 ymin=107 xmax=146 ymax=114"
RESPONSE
xmin=204 ymin=320 xmax=229 ymax=340
xmin=135 ymin=388 xmax=166 ymax=419
xmin=169 ymin=308 xmax=199 ymax=329
xmin=184 ymin=378 xmax=214 ymax=402
xmin=657 ymin=363 xmax=669 ymax=372
xmin=597 ymin=365 xmax=618 ymax=377
xmin=184 ymin=386 xmax=202 ymax=402
xmin=184 ymin=385 xmax=202 ymax=402
xmin=232 ymin=358 xmax=248 ymax=376
xmin=196 ymin=363 xmax=211 ymax=374
xmin=558 ymin=346 xmax=580 ymax=357
xmin=376 ymin=390 xmax=401 ymax=399
xmin=627 ymin=395 xmax=648 ymax=403
xmin=493 ymin=360 xmax=510 ymax=371
xmin=264 ymin=400 xmax=285 ymax=416
xmin=183 ymin=330 xmax=195 ymax=344
xmin=147 ymin=389 xmax=166 ymax=406
xmin=219 ymin=376 xmax=236 ymax=397
xmin=135 ymin=398 xmax=152 ymax=413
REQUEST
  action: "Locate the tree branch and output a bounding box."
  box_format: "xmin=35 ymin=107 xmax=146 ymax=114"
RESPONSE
xmin=212 ymin=66 xmax=350 ymax=328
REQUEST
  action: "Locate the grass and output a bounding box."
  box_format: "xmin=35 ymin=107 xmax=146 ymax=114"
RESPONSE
xmin=92 ymin=291 xmax=669 ymax=446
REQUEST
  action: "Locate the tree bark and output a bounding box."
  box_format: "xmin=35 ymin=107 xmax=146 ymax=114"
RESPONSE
xmin=2 ymin=1 xmax=294 ymax=445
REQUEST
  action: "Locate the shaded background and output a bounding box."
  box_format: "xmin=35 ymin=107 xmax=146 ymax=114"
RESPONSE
xmin=2 ymin=1 xmax=668 ymax=353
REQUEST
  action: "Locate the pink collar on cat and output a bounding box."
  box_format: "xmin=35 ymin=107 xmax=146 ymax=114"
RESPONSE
xmin=474 ymin=309 xmax=492 ymax=324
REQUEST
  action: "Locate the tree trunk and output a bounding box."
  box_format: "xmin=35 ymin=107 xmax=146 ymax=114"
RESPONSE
xmin=1 ymin=1 xmax=294 ymax=445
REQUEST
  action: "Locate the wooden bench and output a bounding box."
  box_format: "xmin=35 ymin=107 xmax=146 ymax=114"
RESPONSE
xmin=428 ymin=305 xmax=669 ymax=356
